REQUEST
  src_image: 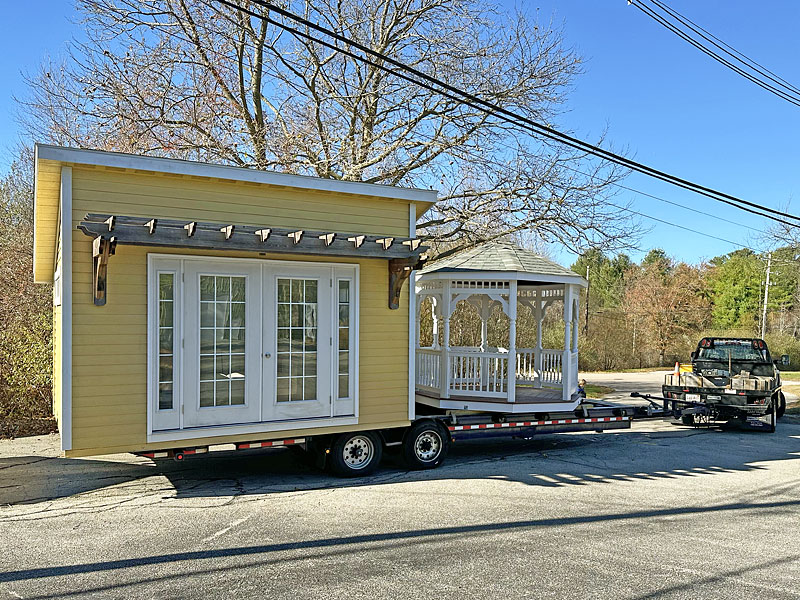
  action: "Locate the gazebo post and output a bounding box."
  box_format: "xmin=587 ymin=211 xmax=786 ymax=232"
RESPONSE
xmin=562 ymin=284 xmax=573 ymax=402
xmin=431 ymin=296 xmax=440 ymax=350
xmin=507 ymin=281 xmax=518 ymax=403
xmin=440 ymin=280 xmax=452 ymax=399
xmin=479 ymin=296 xmax=491 ymax=352
xmin=534 ymin=289 xmax=543 ymax=389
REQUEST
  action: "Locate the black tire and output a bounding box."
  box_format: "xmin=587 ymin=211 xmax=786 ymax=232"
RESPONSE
xmin=328 ymin=431 xmax=383 ymax=477
xmin=403 ymin=420 xmax=449 ymax=470
xmin=776 ymin=392 xmax=786 ymax=420
xmin=681 ymin=414 xmax=695 ymax=426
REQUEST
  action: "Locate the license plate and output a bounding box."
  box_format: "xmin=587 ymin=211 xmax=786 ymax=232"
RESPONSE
xmin=685 ymin=394 xmax=700 ymax=401
xmin=724 ymin=389 xmax=736 ymax=394
xmin=707 ymin=395 xmax=721 ymax=400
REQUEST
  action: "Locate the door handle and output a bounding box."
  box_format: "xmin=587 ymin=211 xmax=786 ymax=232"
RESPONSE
xmin=264 ymin=352 xmax=272 ymax=359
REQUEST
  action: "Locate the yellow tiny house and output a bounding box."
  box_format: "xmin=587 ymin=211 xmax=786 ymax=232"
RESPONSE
xmin=34 ymin=145 xmax=436 ymax=462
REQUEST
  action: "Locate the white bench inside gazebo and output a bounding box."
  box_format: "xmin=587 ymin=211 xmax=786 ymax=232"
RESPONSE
xmin=414 ymin=241 xmax=587 ymax=413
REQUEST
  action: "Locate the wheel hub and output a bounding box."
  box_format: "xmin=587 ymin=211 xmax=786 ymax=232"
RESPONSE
xmin=415 ymin=431 xmax=442 ymax=462
xmin=343 ymin=436 xmax=373 ymax=469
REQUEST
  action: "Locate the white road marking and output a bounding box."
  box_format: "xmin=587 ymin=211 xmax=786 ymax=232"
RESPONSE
xmin=202 ymin=516 xmax=250 ymax=543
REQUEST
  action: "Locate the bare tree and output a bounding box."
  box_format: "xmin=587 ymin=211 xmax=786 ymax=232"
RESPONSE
xmin=20 ymin=0 xmax=639 ymax=254
xmin=624 ymin=258 xmax=710 ymax=366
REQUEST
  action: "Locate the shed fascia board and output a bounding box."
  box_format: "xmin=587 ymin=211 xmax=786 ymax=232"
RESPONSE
xmin=35 ymin=144 xmax=439 ymax=204
xmin=419 ymin=270 xmax=588 ymax=287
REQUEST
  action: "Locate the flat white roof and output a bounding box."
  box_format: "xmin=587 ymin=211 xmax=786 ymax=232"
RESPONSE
xmin=35 ymin=144 xmax=439 ymax=204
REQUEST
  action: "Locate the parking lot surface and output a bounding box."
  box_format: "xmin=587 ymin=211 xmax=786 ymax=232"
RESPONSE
xmin=2 ymin=415 xmax=800 ymax=600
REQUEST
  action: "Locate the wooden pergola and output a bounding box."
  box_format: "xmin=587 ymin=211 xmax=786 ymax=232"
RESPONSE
xmin=78 ymin=213 xmax=427 ymax=309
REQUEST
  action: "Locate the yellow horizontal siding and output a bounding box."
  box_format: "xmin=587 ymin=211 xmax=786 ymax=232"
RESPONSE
xmin=71 ymin=167 xmax=411 ymax=236
xmin=68 ymin=167 xmax=413 ymax=455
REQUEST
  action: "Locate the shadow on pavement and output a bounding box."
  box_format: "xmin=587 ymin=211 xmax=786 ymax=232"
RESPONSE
xmin=2 ymin=423 xmax=800 ymax=507
xmin=2 ymin=500 xmax=800 ymax=589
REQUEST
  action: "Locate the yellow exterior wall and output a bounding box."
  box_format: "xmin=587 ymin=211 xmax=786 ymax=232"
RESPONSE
xmin=66 ymin=167 xmax=413 ymax=456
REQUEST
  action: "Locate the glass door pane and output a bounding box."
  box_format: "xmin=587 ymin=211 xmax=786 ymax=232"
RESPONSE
xmin=263 ymin=266 xmax=332 ymax=422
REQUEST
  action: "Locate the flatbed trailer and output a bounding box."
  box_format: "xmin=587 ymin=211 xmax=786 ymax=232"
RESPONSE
xmin=136 ymin=400 xmax=633 ymax=476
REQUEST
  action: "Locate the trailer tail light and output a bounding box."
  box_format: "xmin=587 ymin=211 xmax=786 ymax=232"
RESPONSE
xmin=700 ymin=338 xmax=713 ymax=349
xmin=752 ymin=340 xmax=766 ymax=350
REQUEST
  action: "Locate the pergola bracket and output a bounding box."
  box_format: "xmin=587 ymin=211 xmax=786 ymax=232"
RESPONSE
xmin=92 ymin=236 xmax=117 ymax=306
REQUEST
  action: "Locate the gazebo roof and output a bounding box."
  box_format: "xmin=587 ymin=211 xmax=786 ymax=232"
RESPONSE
xmin=420 ymin=241 xmax=587 ymax=286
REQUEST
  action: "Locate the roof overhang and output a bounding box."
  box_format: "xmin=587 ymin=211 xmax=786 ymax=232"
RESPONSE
xmin=417 ymin=269 xmax=588 ymax=288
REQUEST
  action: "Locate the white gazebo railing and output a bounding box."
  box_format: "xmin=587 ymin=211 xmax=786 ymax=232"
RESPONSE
xmin=516 ymin=348 xmax=563 ymax=386
xmin=448 ymin=350 xmax=508 ymax=397
xmin=416 ymin=346 xmax=575 ymax=399
xmin=415 ymin=348 xmax=441 ymax=393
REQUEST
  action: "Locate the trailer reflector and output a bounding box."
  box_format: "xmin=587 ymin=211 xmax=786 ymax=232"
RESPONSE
xmin=448 ymin=416 xmax=628 ymax=432
xmin=236 ymin=438 xmax=306 ymax=450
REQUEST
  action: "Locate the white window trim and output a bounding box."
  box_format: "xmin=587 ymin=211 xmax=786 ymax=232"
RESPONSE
xmin=146 ymin=253 xmax=360 ymax=442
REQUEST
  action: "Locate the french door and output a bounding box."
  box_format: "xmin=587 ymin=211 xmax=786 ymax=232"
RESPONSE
xmin=261 ymin=264 xmax=333 ymax=422
xmin=183 ymin=262 xmax=262 ymax=428
xmin=149 ymin=256 xmax=357 ymax=432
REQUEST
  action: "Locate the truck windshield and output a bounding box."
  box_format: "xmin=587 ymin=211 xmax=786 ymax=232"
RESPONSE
xmin=697 ymin=342 xmax=768 ymax=362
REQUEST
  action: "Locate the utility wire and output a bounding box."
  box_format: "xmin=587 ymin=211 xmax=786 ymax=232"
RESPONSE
xmin=214 ymin=0 xmax=800 ymax=228
xmin=647 ymin=0 xmax=800 ymax=97
xmin=629 ymin=0 xmax=800 ymax=106
xmin=407 ymin=124 xmax=765 ymax=235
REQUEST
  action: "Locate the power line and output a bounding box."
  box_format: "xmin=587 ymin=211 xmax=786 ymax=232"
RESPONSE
xmin=408 ymin=124 xmax=765 ymax=235
xmin=629 ymin=0 xmax=800 ymax=106
xmin=214 ymin=0 xmax=800 ymax=229
xmin=647 ymin=0 xmax=800 ymax=97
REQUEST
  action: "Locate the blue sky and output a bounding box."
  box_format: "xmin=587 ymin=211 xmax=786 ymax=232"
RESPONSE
xmin=1 ymin=1 xmax=799 ymax=266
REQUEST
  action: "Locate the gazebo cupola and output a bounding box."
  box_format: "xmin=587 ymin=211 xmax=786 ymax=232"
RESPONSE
xmin=414 ymin=241 xmax=587 ymax=413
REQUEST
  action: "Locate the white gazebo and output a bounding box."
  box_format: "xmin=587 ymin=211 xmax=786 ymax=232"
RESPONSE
xmin=414 ymin=241 xmax=587 ymax=413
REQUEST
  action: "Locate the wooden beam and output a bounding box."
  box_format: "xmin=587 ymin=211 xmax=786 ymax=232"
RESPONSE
xmin=78 ymin=214 xmax=427 ymax=262
xmin=388 ymin=256 xmax=425 ymax=310
xmin=91 ymin=236 xmax=117 ymax=306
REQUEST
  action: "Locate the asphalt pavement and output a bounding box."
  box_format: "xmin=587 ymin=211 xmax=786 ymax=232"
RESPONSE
xmin=1 ymin=372 xmax=799 ymax=599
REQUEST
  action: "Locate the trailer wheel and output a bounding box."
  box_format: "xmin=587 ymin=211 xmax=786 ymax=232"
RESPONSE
xmin=328 ymin=431 xmax=383 ymax=477
xmin=403 ymin=420 xmax=449 ymax=470
xmin=776 ymin=392 xmax=786 ymax=419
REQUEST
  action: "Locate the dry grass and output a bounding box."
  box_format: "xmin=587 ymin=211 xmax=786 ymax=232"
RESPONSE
xmin=584 ymin=384 xmax=615 ymax=398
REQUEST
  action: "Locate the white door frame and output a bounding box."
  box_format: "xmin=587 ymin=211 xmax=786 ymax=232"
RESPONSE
xmin=147 ymin=253 xmax=360 ymax=442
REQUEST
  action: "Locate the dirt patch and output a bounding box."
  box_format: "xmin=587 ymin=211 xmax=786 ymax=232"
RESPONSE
xmin=0 ymin=417 xmax=58 ymax=439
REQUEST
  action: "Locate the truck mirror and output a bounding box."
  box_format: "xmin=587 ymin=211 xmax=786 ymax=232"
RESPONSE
xmin=781 ymin=354 xmax=790 ymax=366
xmin=690 ymin=351 xmax=697 ymax=360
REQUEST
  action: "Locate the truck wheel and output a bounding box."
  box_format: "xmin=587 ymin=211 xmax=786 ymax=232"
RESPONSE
xmin=328 ymin=431 xmax=383 ymax=477
xmin=768 ymin=399 xmax=777 ymax=433
xmin=776 ymin=392 xmax=786 ymax=419
xmin=403 ymin=420 xmax=449 ymax=470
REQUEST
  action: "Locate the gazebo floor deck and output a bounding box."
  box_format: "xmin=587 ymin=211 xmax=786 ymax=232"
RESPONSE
xmin=416 ymin=385 xmax=581 ymax=414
